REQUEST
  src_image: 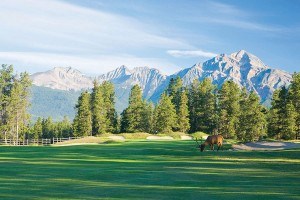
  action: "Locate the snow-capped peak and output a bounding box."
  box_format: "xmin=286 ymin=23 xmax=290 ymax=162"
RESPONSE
xmin=230 ymin=50 xmax=267 ymax=69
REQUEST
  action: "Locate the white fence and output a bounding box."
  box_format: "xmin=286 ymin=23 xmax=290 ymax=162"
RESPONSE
xmin=0 ymin=137 xmax=82 ymax=146
xmin=52 ymin=137 xmax=82 ymax=144
xmin=0 ymin=138 xmax=51 ymax=146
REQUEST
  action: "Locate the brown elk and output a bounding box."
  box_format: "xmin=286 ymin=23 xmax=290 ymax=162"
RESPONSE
xmin=195 ymin=135 xmax=224 ymax=152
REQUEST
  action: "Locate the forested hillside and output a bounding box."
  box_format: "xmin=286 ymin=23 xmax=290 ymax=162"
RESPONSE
xmin=29 ymin=86 xmax=81 ymax=121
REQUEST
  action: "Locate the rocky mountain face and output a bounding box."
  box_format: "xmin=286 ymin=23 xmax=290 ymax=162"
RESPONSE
xmin=154 ymin=50 xmax=292 ymax=104
xmin=30 ymin=50 xmax=292 ymax=120
xmin=31 ymin=67 xmax=93 ymax=90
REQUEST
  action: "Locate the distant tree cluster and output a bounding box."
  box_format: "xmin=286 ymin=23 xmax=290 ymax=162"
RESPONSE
xmin=0 ymin=65 xmax=31 ymax=143
xmin=118 ymin=76 xmax=266 ymax=141
xmin=30 ymin=116 xmax=73 ymax=139
xmin=73 ymin=81 xmax=118 ymax=136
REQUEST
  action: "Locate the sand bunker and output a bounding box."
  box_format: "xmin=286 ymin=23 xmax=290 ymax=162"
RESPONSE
xmin=146 ymin=136 xmax=174 ymax=140
xmin=107 ymin=135 xmax=125 ymax=141
xmin=180 ymin=135 xmax=193 ymax=140
xmin=233 ymin=141 xmax=300 ymax=151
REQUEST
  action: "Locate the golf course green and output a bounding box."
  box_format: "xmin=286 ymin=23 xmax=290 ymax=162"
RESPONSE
xmin=0 ymin=141 xmax=299 ymax=199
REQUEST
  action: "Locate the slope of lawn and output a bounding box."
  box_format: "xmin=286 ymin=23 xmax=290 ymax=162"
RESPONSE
xmin=0 ymin=141 xmax=299 ymax=200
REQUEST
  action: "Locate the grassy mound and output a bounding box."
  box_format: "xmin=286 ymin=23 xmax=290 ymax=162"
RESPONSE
xmin=120 ymin=132 xmax=152 ymax=140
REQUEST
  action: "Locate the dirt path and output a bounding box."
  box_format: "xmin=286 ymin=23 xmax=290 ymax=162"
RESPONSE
xmin=232 ymin=141 xmax=300 ymax=151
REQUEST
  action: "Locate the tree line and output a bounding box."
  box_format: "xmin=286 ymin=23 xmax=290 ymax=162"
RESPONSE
xmin=1 ymin=64 xmax=299 ymax=142
xmin=71 ymin=73 xmax=300 ymax=141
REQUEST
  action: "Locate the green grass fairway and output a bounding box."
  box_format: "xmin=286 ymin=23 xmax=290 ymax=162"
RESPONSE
xmin=0 ymin=141 xmax=299 ymax=200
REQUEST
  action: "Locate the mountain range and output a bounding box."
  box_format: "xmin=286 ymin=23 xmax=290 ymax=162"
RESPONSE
xmin=29 ymin=50 xmax=292 ymax=121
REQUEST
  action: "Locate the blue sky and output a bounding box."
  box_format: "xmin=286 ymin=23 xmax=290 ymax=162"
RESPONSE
xmin=0 ymin=0 xmax=299 ymax=75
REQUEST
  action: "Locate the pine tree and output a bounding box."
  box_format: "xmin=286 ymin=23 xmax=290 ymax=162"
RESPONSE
xmin=237 ymin=88 xmax=248 ymax=140
xmin=6 ymin=72 xmax=32 ymax=143
xmin=167 ymin=76 xmax=183 ymax=130
xmin=42 ymin=117 xmax=54 ymax=139
xmin=140 ymin=101 xmax=153 ymax=133
xmin=188 ymin=79 xmax=199 ymax=133
xmin=269 ymin=87 xmax=297 ymax=140
xmin=0 ymin=65 xmax=14 ymax=141
xmin=100 ymin=81 xmax=118 ymax=133
xmin=73 ymin=91 xmax=92 ymax=137
xmin=177 ymin=90 xmax=190 ymax=133
xmin=198 ymin=78 xmax=218 ymax=133
xmin=289 ymin=72 xmax=300 ymax=139
xmin=278 ymin=87 xmax=296 ymax=140
xmin=153 ymin=93 xmax=176 ymax=133
xmin=91 ymin=81 xmax=107 ymax=135
xmin=167 ymin=76 xmax=183 ymax=109
xmin=267 ymin=90 xmax=281 ymax=139
xmin=120 ymin=109 xmax=129 ymax=133
xmin=238 ymin=91 xmax=267 ymax=142
xmin=188 ymin=78 xmax=217 ymax=133
xmin=32 ymin=117 xmax=43 ymax=139
xmin=54 ymin=116 xmax=72 ymax=138
xmin=218 ymin=80 xmax=241 ymax=138
xmin=120 ymin=85 xmax=144 ymax=132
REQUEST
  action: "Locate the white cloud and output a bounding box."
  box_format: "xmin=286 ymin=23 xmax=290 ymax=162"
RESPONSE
xmin=0 ymin=0 xmax=200 ymax=74
xmin=0 ymin=0 xmax=192 ymax=54
xmin=167 ymin=50 xmax=217 ymax=58
xmin=0 ymin=52 xmax=180 ymax=75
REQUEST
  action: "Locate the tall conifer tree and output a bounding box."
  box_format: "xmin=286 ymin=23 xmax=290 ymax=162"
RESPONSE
xmin=121 ymin=85 xmax=146 ymax=133
xmin=91 ymin=81 xmax=107 ymax=135
xmin=278 ymin=87 xmax=296 ymax=140
xmin=42 ymin=117 xmax=54 ymax=138
xmin=177 ymin=90 xmax=190 ymax=133
xmin=73 ymin=91 xmax=92 ymax=137
xmin=6 ymin=72 xmax=31 ymax=143
xmin=167 ymin=77 xmax=183 ymax=130
xmin=100 ymin=81 xmax=118 ymax=133
xmin=238 ymin=91 xmax=266 ymax=141
xmin=267 ymin=90 xmax=281 ymax=139
xmin=153 ymin=93 xmax=176 ymax=133
xmin=188 ymin=78 xmax=217 ymax=133
xmin=289 ymin=72 xmax=300 ymax=139
xmin=33 ymin=117 xmax=43 ymax=139
xmin=218 ymin=80 xmax=241 ymax=138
